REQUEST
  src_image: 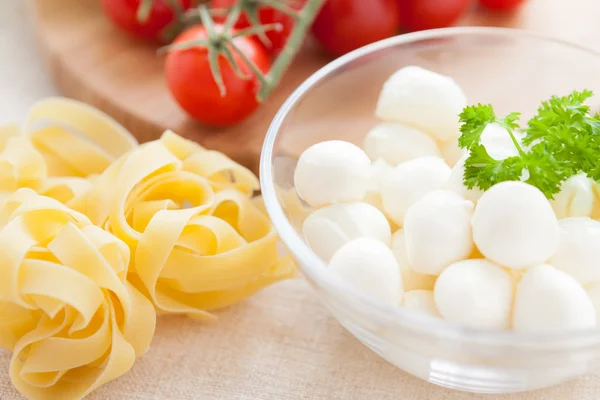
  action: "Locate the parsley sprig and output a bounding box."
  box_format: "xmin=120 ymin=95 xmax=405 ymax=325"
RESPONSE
xmin=457 ymin=90 xmax=600 ymax=199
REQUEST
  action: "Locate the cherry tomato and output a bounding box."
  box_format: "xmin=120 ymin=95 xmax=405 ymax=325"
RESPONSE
xmin=101 ymin=0 xmax=192 ymax=42
xmin=165 ymin=25 xmax=271 ymax=126
xmin=397 ymin=0 xmax=471 ymax=32
xmin=212 ymin=0 xmax=303 ymax=55
xmin=478 ymin=0 xmax=525 ymax=11
xmin=311 ymin=0 xmax=401 ymax=57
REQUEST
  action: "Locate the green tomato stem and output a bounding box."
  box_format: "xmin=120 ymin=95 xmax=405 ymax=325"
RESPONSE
xmin=197 ymin=5 xmax=227 ymax=96
xmin=221 ymin=46 xmax=247 ymax=80
xmin=245 ymin=5 xmax=271 ymax=47
xmin=165 ymin=0 xmax=184 ymax=18
xmin=258 ymin=0 xmax=299 ymax=18
xmin=157 ymin=39 xmax=211 ymax=55
xmin=231 ymin=23 xmax=283 ymax=39
xmin=137 ymin=0 xmax=155 ymax=23
xmin=229 ymin=42 xmax=270 ymax=86
xmin=199 ymin=5 xmax=216 ymax=37
xmin=160 ymin=0 xmax=325 ymax=105
xmin=223 ymin=2 xmax=243 ymax=33
xmin=257 ymin=0 xmax=326 ymax=102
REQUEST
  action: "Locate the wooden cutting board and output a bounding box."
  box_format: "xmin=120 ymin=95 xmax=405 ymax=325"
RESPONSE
xmin=29 ymin=0 xmax=600 ymax=174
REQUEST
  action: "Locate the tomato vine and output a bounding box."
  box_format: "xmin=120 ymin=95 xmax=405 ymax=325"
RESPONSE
xmin=148 ymin=0 xmax=325 ymax=103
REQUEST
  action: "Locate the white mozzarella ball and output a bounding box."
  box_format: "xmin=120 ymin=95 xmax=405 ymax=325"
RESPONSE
xmin=585 ymin=282 xmax=600 ymax=325
xmin=303 ymin=202 xmax=392 ymax=263
xmin=434 ymin=259 xmax=514 ymax=329
xmin=370 ymin=158 xmax=393 ymax=193
xmin=375 ymin=66 xmax=467 ymax=141
xmin=549 ymin=217 xmax=600 ymax=285
xmin=294 ymin=140 xmax=371 ymax=207
xmin=363 ymin=123 xmax=440 ymax=166
xmin=382 ymin=156 xmax=451 ymax=225
xmin=591 ymin=183 xmax=600 ymax=219
xmin=364 ymin=192 xmax=384 ymax=215
xmin=444 ymin=126 xmax=526 ymax=203
xmin=402 ymin=290 xmax=440 ymax=317
xmin=551 ymin=173 xmax=594 ymax=219
xmin=513 ymin=264 xmax=596 ymax=332
xmin=329 ymin=237 xmax=403 ymax=306
xmin=440 ymin=137 xmax=465 ymax=167
xmin=391 ymin=230 xmax=436 ymax=291
xmin=479 ymin=123 xmax=524 ymax=160
xmin=445 ymin=154 xmax=484 ymax=203
xmin=404 ymin=190 xmax=474 ymax=275
xmin=364 ymin=159 xmax=393 ymax=214
xmin=472 ymin=181 xmax=559 ymax=270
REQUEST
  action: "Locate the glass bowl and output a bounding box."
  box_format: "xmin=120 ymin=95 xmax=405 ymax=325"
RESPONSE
xmin=259 ymin=27 xmax=600 ymax=394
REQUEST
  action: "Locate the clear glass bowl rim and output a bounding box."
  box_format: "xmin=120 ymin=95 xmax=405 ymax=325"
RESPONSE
xmin=260 ymin=26 xmax=600 ymax=345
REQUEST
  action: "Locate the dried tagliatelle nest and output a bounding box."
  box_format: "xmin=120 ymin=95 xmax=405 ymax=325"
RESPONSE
xmin=0 ymin=98 xmax=296 ymax=400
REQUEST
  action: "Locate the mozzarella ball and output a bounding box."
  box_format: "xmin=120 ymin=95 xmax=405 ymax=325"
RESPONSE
xmin=440 ymin=137 xmax=465 ymax=167
xmin=434 ymin=259 xmax=514 ymax=329
xmin=382 ymin=156 xmax=451 ymax=225
xmin=391 ymin=230 xmax=436 ymax=291
xmin=404 ymin=190 xmax=474 ymax=275
xmin=364 ymin=192 xmax=384 ymax=216
xmin=444 ymin=126 xmax=526 ymax=203
xmin=364 ymin=159 xmax=393 ymax=214
xmin=591 ymin=183 xmax=600 ymax=219
xmin=294 ymin=140 xmax=371 ymax=207
xmin=513 ymin=264 xmax=596 ymax=332
xmin=375 ymin=66 xmax=467 ymax=141
xmin=329 ymin=237 xmax=403 ymax=306
xmin=551 ymin=173 xmax=594 ymax=219
xmin=363 ymin=123 xmax=440 ymax=166
xmin=585 ymin=282 xmax=600 ymax=325
xmin=402 ymin=290 xmax=440 ymax=317
xmin=369 ymin=158 xmax=393 ymax=193
xmin=444 ymin=154 xmax=484 ymax=203
xmin=479 ymin=123 xmax=524 ymax=160
xmin=549 ymin=217 xmax=600 ymax=285
xmin=303 ymin=202 xmax=392 ymax=263
xmin=472 ymin=181 xmax=559 ymax=270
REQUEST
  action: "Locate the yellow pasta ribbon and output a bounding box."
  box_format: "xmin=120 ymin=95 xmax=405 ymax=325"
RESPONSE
xmin=0 ymin=98 xmax=296 ymax=400
xmin=0 ymin=188 xmax=156 ymax=400
xmin=23 ymin=97 xmax=138 ymax=178
xmin=69 ymin=131 xmax=295 ymax=319
xmin=0 ymin=98 xmax=135 ymax=204
xmin=0 ymin=123 xmax=46 ymax=199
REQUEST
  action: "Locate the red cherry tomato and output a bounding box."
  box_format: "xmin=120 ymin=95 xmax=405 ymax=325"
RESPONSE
xmin=165 ymin=25 xmax=271 ymax=127
xmin=101 ymin=0 xmax=192 ymax=42
xmin=311 ymin=0 xmax=401 ymax=57
xmin=398 ymin=0 xmax=471 ymax=32
xmin=212 ymin=0 xmax=303 ymax=55
xmin=478 ymin=0 xmax=525 ymax=11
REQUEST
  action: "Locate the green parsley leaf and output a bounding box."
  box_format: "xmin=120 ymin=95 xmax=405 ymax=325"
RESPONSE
xmin=463 ymin=144 xmax=524 ymax=190
xmin=522 ymin=142 xmax=574 ymax=199
xmin=523 ymin=90 xmax=600 ymax=183
xmin=457 ymin=89 xmax=600 ymax=199
xmin=523 ymin=89 xmax=594 ymax=147
xmin=458 ymin=104 xmax=522 ymax=152
xmin=458 ymin=104 xmax=497 ymax=150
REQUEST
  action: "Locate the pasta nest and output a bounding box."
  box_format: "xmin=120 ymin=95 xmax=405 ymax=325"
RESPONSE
xmin=0 ymin=188 xmax=155 ymax=400
xmin=0 ymin=98 xmax=296 ymax=400
xmin=68 ymin=131 xmax=296 ymax=319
